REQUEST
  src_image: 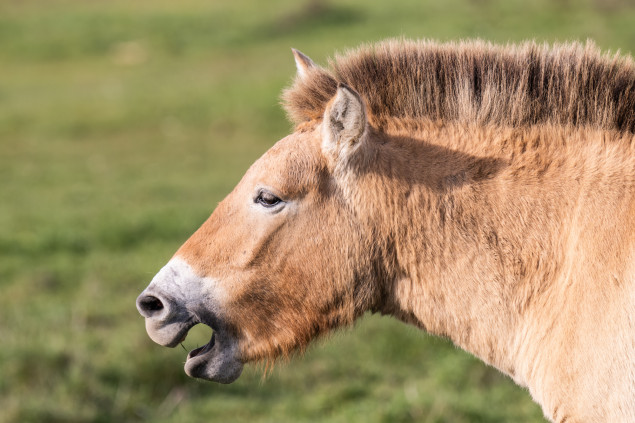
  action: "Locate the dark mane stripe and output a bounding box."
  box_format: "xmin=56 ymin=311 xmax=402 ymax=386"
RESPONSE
xmin=283 ymin=40 xmax=635 ymax=133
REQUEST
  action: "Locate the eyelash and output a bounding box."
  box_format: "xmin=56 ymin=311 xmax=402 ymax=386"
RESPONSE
xmin=255 ymin=190 xmax=282 ymax=208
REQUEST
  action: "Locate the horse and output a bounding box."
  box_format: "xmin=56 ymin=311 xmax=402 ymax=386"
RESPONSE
xmin=137 ymin=40 xmax=635 ymax=422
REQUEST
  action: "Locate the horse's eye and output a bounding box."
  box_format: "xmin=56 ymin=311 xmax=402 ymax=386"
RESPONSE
xmin=255 ymin=190 xmax=282 ymax=208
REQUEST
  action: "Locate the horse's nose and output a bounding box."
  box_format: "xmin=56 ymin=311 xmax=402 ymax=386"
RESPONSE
xmin=136 ymin=292 xmax=166 ymax=319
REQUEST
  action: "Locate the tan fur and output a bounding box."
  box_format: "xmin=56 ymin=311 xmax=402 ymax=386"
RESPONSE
xmin=169 ymin=40 xmax=634 ymax=422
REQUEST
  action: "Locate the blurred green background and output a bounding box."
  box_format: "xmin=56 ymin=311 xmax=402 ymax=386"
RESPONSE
xmin=1 ymin=0 xmax=633 ymax=422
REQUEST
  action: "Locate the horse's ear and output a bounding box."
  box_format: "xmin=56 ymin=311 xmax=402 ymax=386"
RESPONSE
xmin=292 ymin=48 xmax=316 ymax=80
xmin=322 ymin=83 xmax=367 ymax=160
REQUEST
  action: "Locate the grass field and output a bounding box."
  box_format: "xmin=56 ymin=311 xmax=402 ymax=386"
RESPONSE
xmin=1 ymin=0 xmax=633 ymax=422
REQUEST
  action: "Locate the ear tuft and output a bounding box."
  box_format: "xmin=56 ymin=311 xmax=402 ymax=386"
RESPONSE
xmin=291 ymin=48 xmax=316 ymax=80
xmin=322 ymin=83 xmax=367 ymax=157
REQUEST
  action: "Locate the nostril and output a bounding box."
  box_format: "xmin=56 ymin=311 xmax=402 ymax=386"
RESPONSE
xmin=141 ymin=296 xmax=163 ymax=311
xmin=137 ymin=294 xmax=165 ymax=317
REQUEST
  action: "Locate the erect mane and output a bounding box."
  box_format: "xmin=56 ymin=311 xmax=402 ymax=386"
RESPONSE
xmin=282 ymin=39 xmax=635 ymax=133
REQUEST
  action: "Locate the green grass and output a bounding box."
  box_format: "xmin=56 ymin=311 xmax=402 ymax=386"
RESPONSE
xmin=1 ymin=0 xmax=633 ymax=421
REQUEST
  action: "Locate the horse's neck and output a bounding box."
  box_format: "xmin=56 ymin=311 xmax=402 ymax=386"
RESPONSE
xmin=363 ymin=123 xmax=586 ymax=385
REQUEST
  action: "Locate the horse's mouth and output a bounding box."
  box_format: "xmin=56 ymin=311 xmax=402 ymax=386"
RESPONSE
xmin=186 ymin=331 xmax=216 ymax=361
xmin=182 ymin=323 xmax=244 ymax=384
xmin=179 ymin=321 xmax=218 ymax=365
xmin=141 ymin=311 xmax=243 ymax=384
